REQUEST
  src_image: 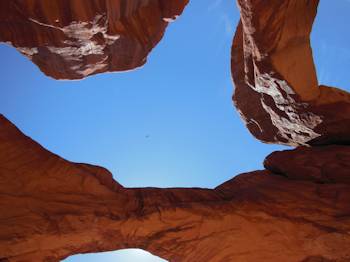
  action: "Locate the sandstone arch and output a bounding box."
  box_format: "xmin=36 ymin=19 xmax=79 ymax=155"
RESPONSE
xmin=1 ymin=115 xmax=350 ymax=261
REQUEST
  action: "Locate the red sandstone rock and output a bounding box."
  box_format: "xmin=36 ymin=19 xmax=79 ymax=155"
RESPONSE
xmin=2 ymin=1 xmax=350 ymax=261
xmin=231 ymin=0 xmax=350 ymax=146
xmin=0 ymin=0 xmax=188 ymax=79
xmin=1 ymin=114 xmax=350 ymax=262
xmin=265 ymin=145 xmax=350 ymax=184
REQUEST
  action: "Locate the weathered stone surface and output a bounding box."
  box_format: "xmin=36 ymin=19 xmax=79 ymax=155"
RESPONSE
xmin=265 ymin=145 xmax=350 ymax=184
xmin=0 ymin=0 xmax=188 ymax=79
xmin=1 ymin=114 xmax=350 ymax=262
xmin=231 ymin=0 xmax=350 ymax=146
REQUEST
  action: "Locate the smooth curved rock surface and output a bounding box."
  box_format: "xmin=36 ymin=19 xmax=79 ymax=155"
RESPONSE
xmin=1 ymin=114 xmax=350 ymax=262
xmin=0 ymin=0 xmax=188 ymax=79
xmin=232 ymin=0 xmax=350 ymax=146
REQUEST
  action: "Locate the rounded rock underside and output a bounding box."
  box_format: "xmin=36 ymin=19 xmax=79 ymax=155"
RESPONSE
xmin=0 ymin=0 xmax=189 ymax=79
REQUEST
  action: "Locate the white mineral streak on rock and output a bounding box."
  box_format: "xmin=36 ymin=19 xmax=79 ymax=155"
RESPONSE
xmin=76 ymin=57 xmax=108 ymax=76
xmin=249 ymin=118 xmax=263 ymax=133
xmin=28 ymin=18 xmax=61 ymax=30
xmin=61 ymin=15 xmax=120 ymax=45
xmin=17 ymin=47 xmax=39 ymax=57
xmin=236 ymin=107 xmax=264 ymax=134
xmin=163 ymin=15 xmax=179 ymax=23
xmin=28 ymin=15 xmax=120 ymax=77
xmin=252 ymin=71 xmax=322 ymax=145
xmin=2 ymin=41 xmax=39 ymax=59
xmin=47 ymin=43 xmax=104 ymax=60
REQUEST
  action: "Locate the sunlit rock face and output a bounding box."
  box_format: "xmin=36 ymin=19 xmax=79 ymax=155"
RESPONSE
xmin=0 ymin=0 xmax=188 ymax=79
xmin=231 ymin=0 xmax=350 ymax=146
xmin=1 ymin=115 xmax=350 ymax=262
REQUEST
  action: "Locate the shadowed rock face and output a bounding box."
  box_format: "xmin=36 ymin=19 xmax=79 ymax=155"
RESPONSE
xmin=232 ymin=0 xmax=350 ymax=146
xmin=0 ymin=0 xmax=188 ymax=79
xmin=265 ymin=145 xmax=350 ymax=184
xmin=1 ymin=115 xmax=350 ymax=262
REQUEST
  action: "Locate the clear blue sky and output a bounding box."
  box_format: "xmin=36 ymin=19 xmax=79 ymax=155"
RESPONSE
xmin=0 ymin=0 xmax=348 ymax=261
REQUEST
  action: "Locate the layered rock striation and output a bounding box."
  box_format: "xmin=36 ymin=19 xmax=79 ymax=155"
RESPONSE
xmin=1 ymin=115 xmax=350 ymax=262
xmin=232 ymin=0 xmax=350 ymax=146
xmin=0 ymin=0 xmax=188 ymax=79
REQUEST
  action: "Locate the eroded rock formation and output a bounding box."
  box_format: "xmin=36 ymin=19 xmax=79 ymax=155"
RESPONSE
xmin=0 ymin=0 xmax=188 ymax=79
xmin=1 ymin=0 xmax=350 ymax=261
xmin=232 ymin=0 xmax=350 ymax=146
xmin=265 ymin=145 xmax=350 ymax=184
xmin=1 ymin=115 xmax=350 ymax=262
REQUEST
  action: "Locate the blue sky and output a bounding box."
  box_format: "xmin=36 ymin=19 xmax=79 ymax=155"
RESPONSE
xmin=0 ymin=0 xmax=349 ymax=261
